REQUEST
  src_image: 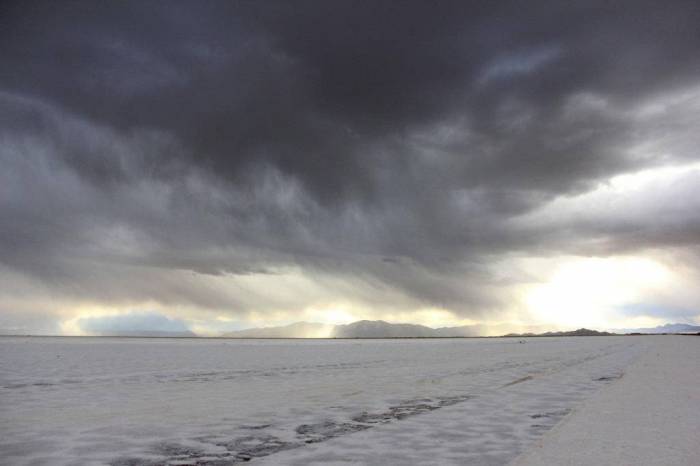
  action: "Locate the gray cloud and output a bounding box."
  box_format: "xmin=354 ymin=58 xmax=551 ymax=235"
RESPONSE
xmin=1 ymin=1 xmax=700 ymax=328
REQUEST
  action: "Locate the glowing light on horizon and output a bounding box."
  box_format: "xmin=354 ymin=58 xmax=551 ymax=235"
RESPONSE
xmin=524 ymin=256 xmax=671 ymax=329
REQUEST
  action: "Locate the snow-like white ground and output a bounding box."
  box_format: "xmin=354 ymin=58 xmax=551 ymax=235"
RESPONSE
xmin=0 ymin=336 xmax=692 ymax=465
xmin=513 ymin=335 xmax=699 ymax=466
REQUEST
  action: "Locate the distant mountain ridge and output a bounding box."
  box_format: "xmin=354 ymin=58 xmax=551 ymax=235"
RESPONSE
xmin=505 ymin=328 xmax=615 ymax=337
xmin=333 ymin=320 xmax=462 ymax=338
xmin=4 ymin=320 xmax=696 ymax=338
xmin=221 ymin=322 xmax=334 ymax=338
xmin=221 ymin=320 xmax=700 ymax=338
xmin=221 ymin=320 xmax=602 ymax=338
xmin=612 ymin=323 xmax=700 ymax=334
xmin=222 ymin=320 xmax=479 ymax=338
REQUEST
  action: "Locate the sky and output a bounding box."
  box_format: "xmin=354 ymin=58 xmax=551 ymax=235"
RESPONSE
xmin=1 ymin=1 xmax=700 ymax=336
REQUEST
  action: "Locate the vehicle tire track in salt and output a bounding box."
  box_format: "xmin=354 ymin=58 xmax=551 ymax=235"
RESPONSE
xmin=110 ymin=343 xmax=638 ymax=465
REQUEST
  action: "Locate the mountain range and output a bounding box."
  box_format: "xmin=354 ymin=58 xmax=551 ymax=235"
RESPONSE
xmin=612 ymin=323 xmax=700 ymax=334
xmin=222 ymin=320 xmax=480 ymax=338
xmin=220 ymin=320 xmax=585 ymax=338
xmin=221 ymin=320 xmax=700 ymax=338
xmin=220 ymin=322 xmax=335 ymax=338
xmin=504 ymin=328 xmax=615 ymax=337
xmin=7 ymin=320 xmax=695 ymax=338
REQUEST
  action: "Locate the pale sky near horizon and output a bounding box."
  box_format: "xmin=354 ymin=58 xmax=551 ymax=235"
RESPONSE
xmin=1 ymin=1 xmax=700 ymax=336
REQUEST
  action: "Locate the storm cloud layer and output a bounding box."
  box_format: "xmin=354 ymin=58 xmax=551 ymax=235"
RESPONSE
xmin=1 ymin=1 xmax=700 ymax=333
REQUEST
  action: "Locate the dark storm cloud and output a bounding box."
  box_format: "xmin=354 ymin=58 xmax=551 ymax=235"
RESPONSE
xmin=2 ymin=0 xmax=700 ymax=318
xmin=4 ymin=1 xmax=699 ymax=196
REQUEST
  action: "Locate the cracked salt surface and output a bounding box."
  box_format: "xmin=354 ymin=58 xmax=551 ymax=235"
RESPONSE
xmin=0 ymin=336 xmax=646 ymax=465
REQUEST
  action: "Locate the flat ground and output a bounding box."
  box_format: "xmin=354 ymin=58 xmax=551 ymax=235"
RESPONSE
xmin=512 ymin=335 xmax=699 ymax=466
xmin=0 ymin=335 xmax=696 ymax=465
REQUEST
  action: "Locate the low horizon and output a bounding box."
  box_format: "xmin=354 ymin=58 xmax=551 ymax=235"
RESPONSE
xmin=4 ymin=318 xmax=698 ymax=339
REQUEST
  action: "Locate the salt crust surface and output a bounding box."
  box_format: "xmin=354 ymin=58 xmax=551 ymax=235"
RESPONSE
xmin=512 ymin=335 xmax=699 ymax=466
xmin=0 ymin=335 xmax=670 ymax=465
